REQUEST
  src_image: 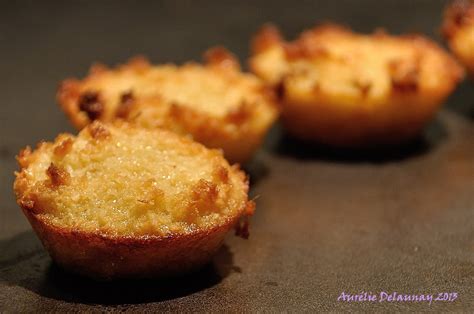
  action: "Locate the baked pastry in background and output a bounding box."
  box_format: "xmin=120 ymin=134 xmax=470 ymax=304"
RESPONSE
xmin=14 ymin=122 xmax=254 ymax=279
xmin=57 ymin=47 xmax=279 ymax=163
xmin=250 ymin=24 xmax=464 ymax=147
xmin=442 ymin=0 xmax=474 ymax=76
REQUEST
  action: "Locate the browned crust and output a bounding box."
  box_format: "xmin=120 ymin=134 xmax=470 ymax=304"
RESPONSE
xmin=442 ymin=0 xmax=474 ymax=75
xmin=388 ymin=58 xmax=420 ymax=93
xmin=17 ymin=146 xmax=33 ymax=168
xmin=116 ymin=91 xmax=135 ymax=118
xmin=252 ymin=23 xmax=464 ymax=84
xmin=57 ymin=79 xmax=84 ymax=128
xmin=56 ymin=57 xmax=155 ymax=130
xmin=162 ymin=99 xmax=258 ymax=149
xmin=78 ymin=91 xmax=103 ymax=120
xmin=250 ymin=23 xmax=464 ymax=147
xmin=87 ymin=120 xmax=111 ymax=139
xmin=442 ymin=0 xmax=474 ymax=39
xmin=17 ymin=179 xmax=252 ymax=279
xmin=22 ymin=206 xmax=240 ymax=279
xmin=204 ymin=46 xmax=241 ymax=71
xmin=46 ymin=163 xmax=70 ymax=187
xmin=56 ymin=48 xmax=279 ymax=163
xmin=53 ymin=138 xmax=73 ymax=157
xmin=251 ymin=24 xmax=284 ymax=54
xmin=13 ymin=123 xmax=254 ymax=279
xmin=234 ymin=201 xmax=255 ymax=239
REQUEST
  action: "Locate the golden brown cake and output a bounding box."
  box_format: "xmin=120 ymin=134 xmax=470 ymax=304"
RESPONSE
xmin=442 ymin=0 xmax=474 ymax=76
xmin=14 ymin=122 xmax=254 ymax=279
xmin=250 ymin=24 xmax=463 ymax=147
xmin=57 ymin=47 xmax=279 ymax=163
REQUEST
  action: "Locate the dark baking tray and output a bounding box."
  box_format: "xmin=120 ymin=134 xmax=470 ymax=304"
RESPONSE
xmin=1 ymin=0 xmax=473 ymax=311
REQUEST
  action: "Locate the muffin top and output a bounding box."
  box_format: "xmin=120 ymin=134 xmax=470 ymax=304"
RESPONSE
xmin=250 ymin=24 xmax=463 ymax=105
xmin=58 ymin=47 xmax=278 ymax=131
xmin=14 ymin=122 xmax=253 ymax=237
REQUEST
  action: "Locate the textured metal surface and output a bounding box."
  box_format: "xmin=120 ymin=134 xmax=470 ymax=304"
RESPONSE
xmin=1 ymin=0 xmax=473 ymax=311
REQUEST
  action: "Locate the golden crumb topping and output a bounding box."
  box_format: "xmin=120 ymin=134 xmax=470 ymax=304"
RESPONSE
xmin=58 ymin=48 xmax=276 ymax=130
xmin=14 ymin=122 xmax=253 ymax=237
xmin=75 ymin=62 xmax=259 ymax=118
xmin=57 ymin=48 xmax=278 ymax=163
xmin=249 ymin=23 xmax=463 ymax=146
xmin=250 ymin=24 xmax=463 ymax=105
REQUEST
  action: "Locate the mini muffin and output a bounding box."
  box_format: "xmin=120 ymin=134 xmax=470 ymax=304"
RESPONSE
xmin=57 ymin=47 xmax=279 ymax=163
xmin=14 ymin=122 xmax=254 ymax=279
xmin=442 ymin=0 xmax=474 ymax=76
xmin=250 ymin=24 xmax=463 ymax=147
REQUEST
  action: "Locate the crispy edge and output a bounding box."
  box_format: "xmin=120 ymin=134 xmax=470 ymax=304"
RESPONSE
xmin=14 ymin=122 xmax=255 ymax=235
xmin=204 ymin=46 xmax=241 ymax=71
xmin=56 ymin=56 xmax=152 ymax=129
xmin=14 ymin=134 xmax=76 ymax=213
xmin=57 ymin=78 xmax=87 ymax=128
xmin=251 ymin=23 xmax=284 ymax=54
